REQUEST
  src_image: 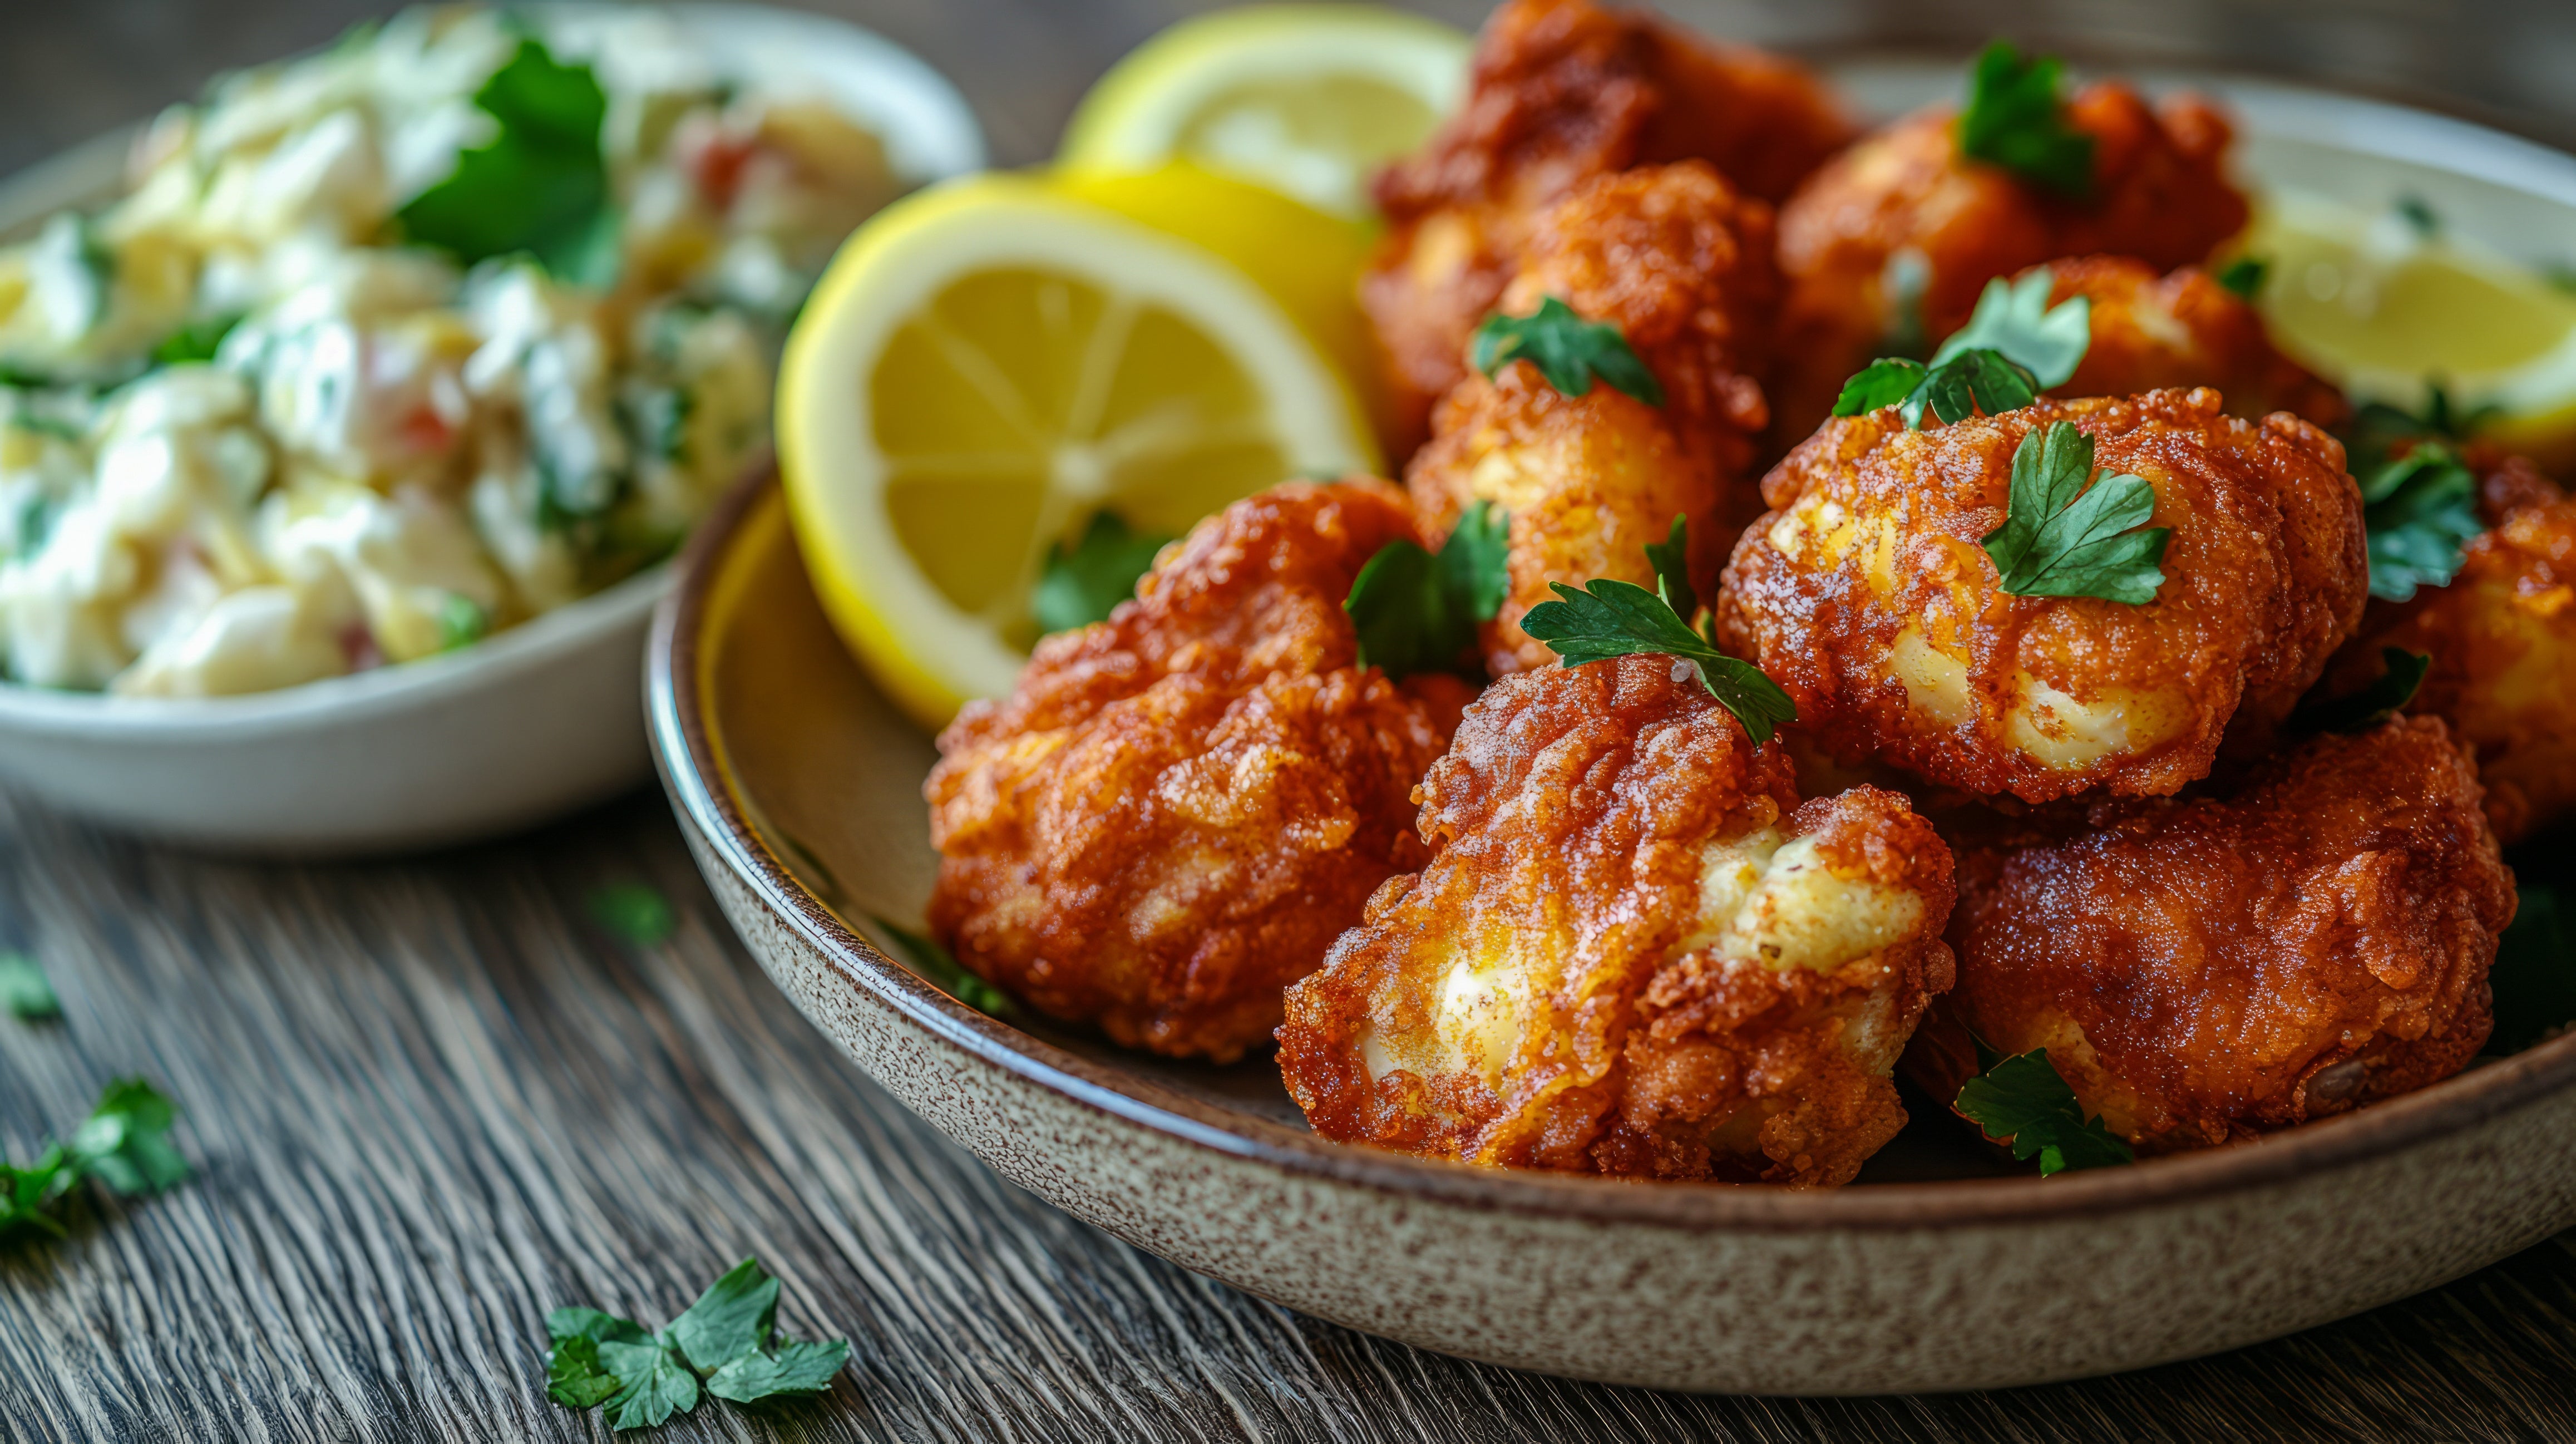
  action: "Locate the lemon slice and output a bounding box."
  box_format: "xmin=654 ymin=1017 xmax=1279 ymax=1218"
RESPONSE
xmin=778 ymin=173 xmax=1378 ymax=730
xmin=1058 ymin=4 xmax=1470 ymax=221
xmin=2247 ymin=193 xmax=2576 ymax=464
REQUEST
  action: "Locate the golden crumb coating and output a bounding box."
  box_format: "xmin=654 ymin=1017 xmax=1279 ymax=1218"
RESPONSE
xmin=925 ymin=481 xmax=1468 ymax=1063
xmin=1715 ymin=390 xmax=2367 ymax=804
xmin=1363 ymin=0 xmax=1851 ymax=451
xmin=1769 ymin=88 xmax=2248 ymax=451
xmin=1407 ymin=162 xmax=1777 ymax=674
xmin=2324 ymin=456 xmax=2576 ymax=844
xmin=1277 ymin=654 xmax=1957 ymax=1186
xmin=1906 ymin=717 xmax=2513 ymax=1155
xmin=2039 ymin=256 xmax=2348 ymax=428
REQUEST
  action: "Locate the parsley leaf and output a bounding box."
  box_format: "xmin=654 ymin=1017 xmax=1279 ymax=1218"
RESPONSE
xmin=2395 ymin=194 xmax=2441 ymax=239
xmin=396 ymin=38 xmax=619 ymax=286
xmin=3 ymin=1077 xmax=187 ymax=1245
xmin=1957 ymin=41 xmax=2094 ymax=198
xmin=2491 ymin=884 xmax=2576 ymax=1054
xmin=2289 ymin=647 xmax=2428 ymax=737
xmin=1833 ymin=348 xmax=2040 ymax=430
xmin=1642 ymin=514 xmax=1697 ymax=622
xmin=1980 ymin=421 xmax=2169 ymax=603
xmin=0 ymin=952 xmax=60 ymax=1021
xmin=1933 ymin=271 xmax=2092 ymax=388
xmin=870 ymin=915 xmax=1014 ymax=1017
xmin=1033 ymin=511 xmax=1172 ymax=635
xmin=2358 ymin=442 xmax=2482 ymax=602
xmin=437 ymin=594 xmax=488 ymax=652
xmin=1344 ymin=500 xmax=1509 ymax=680
xmin=2215 ymin=256 xmax=2269 ymax=300
xmin=151 ymin=313 xmax=243 ymax=368
xmin=1470 ymin=297 xmax=1664 ymax=407
xmin=545 ymin=1259 xmax=851 ymax=1430
xmin=589 ymin=884 xmax=677 ymax=947
xmin=1521 ymin=576 xmax=1797 ymax=745
xmin=708 ymin=1338 xmax=852 ymax=1404
xmin=668 ymin=1258 xmax=779 ymax=1374
xmin=1955 ymin=1048 xmax=2133 ymax=1176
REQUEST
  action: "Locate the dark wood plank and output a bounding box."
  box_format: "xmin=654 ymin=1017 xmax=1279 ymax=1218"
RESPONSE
xmin=4 ymin=3 xmax=2576 ymax=1441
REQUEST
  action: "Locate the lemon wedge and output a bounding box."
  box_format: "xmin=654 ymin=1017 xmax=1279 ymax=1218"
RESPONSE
xmin=1058 ymin=4 xmax=1470 ymax=221
xmin=777 ymin=172 xmax=1378 ymax=731
xmin=2247 ymin=193 xmax=2576 ymax=464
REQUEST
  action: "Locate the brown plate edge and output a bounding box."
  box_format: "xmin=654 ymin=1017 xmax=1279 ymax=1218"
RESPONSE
xmin=648 ymin=465 xmax=2576 ymax=1237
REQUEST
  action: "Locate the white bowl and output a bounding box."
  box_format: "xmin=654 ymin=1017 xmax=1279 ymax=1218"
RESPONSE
xmin=0 ymin=3 xmax=985 ymax=855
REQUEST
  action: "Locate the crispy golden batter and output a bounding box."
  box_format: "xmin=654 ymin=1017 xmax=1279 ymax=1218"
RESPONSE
xmin=2040 ymin=256 xmax=2348 ymax=427
xmin=1906 ymin=717 xmax=2512 ymax=1155
xmin=1277 ymin=655 xmax=1957 ymax=1186
xmin=2323 ymin=455 xmax=2576 ymax=844
xmin=1769 ymin=88 xmax=2248 ymax=451
xmin=1363 ymin=0 xmax=1851 ymax=451
xmin=1407 ymin=162 xmax=1776 ymax=674
xmin=1715 ymin=390 xmax=2367 ymax=804
xmin=925 ymin=481 xmax=1467 ymax=1063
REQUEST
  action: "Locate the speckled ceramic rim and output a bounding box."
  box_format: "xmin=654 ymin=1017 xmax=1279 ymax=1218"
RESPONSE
xmin=650 ymin=467 xmax=2576 ymax=1233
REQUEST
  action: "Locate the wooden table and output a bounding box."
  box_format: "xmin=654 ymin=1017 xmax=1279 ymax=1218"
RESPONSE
xmin=7 ymin=3 xmax=2576 ymax=1440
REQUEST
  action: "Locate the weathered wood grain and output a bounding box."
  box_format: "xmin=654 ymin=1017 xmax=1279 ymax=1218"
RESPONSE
xmin=5 ymin=2 xmax=2576 ymax=1440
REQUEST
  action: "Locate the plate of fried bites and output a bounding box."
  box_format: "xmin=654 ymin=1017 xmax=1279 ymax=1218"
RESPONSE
xmin=652 ymin=0 xmax=2576 ymax=1394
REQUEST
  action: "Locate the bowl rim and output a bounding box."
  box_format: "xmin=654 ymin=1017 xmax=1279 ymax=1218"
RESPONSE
xmin=651 ymin=465 xmax=2576 ymax=1237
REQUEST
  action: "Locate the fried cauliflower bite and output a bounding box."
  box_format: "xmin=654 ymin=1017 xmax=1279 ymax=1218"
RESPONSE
xmin=1276 ymin=655 xmax=1957 ymax=1186
xmin=2040 ymin=256 xmax=2348 ymax=428
xmin=1906 ymin=717 xmax=2513 ymax=1155
xmin=1769 ymin=87 xmax=2248 ymax=449
xmin=2322 ymin=456 xmax=2576 ymax=844
xmin=1363 ymin=0 xmax=1851 ymax=450
xmin=925 ymin=481 xmax=1468 ymax=1063
xmin=1716 ymin=390 xmax=2367 ymax=804
xmin=1406 ymin=162 xmax=1778 ymax=675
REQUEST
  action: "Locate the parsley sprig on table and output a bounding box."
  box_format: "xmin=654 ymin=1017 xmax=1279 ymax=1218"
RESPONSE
xmin=1034 ymin=511 xmax=1173 ymax=634
xmin=1344 ymin=501 xmax=1511 ymax=680
xmin=397 ymin=37 xmax=619 ymax=285
xmin=1954 ymin=1048 xmax=2133 ymax=1176
xmin=1520 ymin=518 xmax=1798 ymax=745
xmin=1957 ymin=40 xmax=2094 ymax=198
xmin=1981 ymin=421 xmax=2170 ymax=604
xmin=2 ymin=1077 xmax=189 ymax=1243
xmin=590 ymin=885 xmax=678 ymax=947
xmin=1470 ymin=298 xmax=1665 ymax=407
xmin=0 ymin=950 xmax=59 ymax=1021
xmin=2288 ymin=647 xmax=2429 ymax=737
xmin=546 ymin=1258 xmax=852 ymax=1430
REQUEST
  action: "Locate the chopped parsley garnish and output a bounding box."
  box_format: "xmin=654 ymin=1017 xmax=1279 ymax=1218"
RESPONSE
xmin=1343 ymin=500 xmax=1509 ymax=680
xmin=1470 ymin=297 xmax=1664 ymax=407
xmin=545 ymin=1258 xmax=851 ymax=1430
xmin=3 ymin=1077 xmax=188 ymax=1243
xmin=437 ymin=594 xmax=488 ymax=652
xmin=1521 ymin=522 xmax=1798 ymax=746
xmin=1642 ymin=513 xmax=1696 ymax=622
xmin=1933 ymin=271 xmax=2093 ymax=390
xmin=2490 ymin=884 xmax=2576 ymax=1054
xmin=397 ymin=38 xmax=620 ymax=287
xmin=2289 ymin=647 xmax=2428 ymax=737
xmin=150 ymin=313 xmax=243 ymax=368
xmin=870 ymin=915 xmax=1014 ymax=1017
xmin=1955 ymin=1048 xmax=2132 ymax=1176
xmin=1834 ymin=348 xmax=2041 ymax=430
xmin=0 ymin=952 xmax=58 ymax=1021
xmin=1032 ymin=510 xmax=1171 ymax=635
xmin=1957 ymin=41 xmax=2094 ymax=199
xmin=589 ymin=884 xmax=677 ymax=947
xmin=2395 ymin=194 xmax=2441 ymax=239
xmin=1981 ymin=421 xmax=2169 ymax=604
xmin=2214 ymin=256 xmax=2269 ymax=300
xmin=2358 ymin=441 xmax=2483 ymax=602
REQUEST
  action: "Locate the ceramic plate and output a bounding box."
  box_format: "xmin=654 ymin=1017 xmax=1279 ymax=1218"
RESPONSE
xmin=0 ymin=4 xmax=985 ymax=855
xmin=649 ymin=65 xmax=2576 ymax=1392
